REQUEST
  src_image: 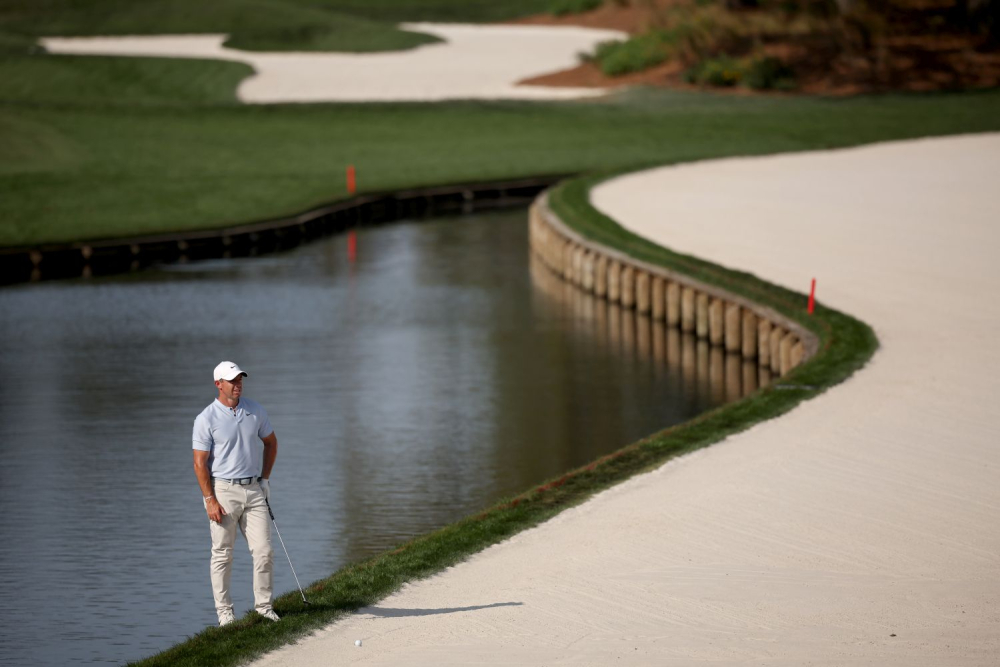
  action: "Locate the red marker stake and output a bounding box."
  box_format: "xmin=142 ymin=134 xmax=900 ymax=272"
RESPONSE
xmin=808 ymin=278 xmax=816 ymax=314
xmin=346 ymin=165 xmax=356 ymax=195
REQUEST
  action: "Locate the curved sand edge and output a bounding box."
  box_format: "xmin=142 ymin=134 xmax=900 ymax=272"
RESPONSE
xmin=252 ymin=134 xmax=1000 ymax=665
xmin=39 ymin=24 xmax=627 ymax=103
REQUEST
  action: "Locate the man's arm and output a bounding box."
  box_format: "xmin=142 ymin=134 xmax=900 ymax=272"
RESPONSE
xmin=193 ymin=450 xmax=226 ymax=523
xmin=261 ymin=432 xmax=278 ymax=479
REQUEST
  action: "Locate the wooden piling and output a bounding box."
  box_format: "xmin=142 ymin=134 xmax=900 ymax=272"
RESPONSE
xmin=608 ymin=260 xmax=621 ymax=303
xmin=651 ymin=277 xmax=665 ymax=321
xmin=582 ymin=251 xmax=595 ymax=292
xmin=595 ymin=255 xmax=608 ymax=298
xmin=562 ymin=242 xmax=574 ymax=281
xmin=696 ymin=292 xmax=709 ymax=339
xmin=681 ymin=287 xmax=695 ymax=333
xmin=621 ymin=265 xmax=635 ymax=309
xmin=769 ymin=327 xmax=784 ymax=374
xmin=742 ymin=310 xmax=758 ymax=359
xmin=708 ymin=298 xmax=724 ymax=346
xmin=725 ymin=304 xmax=741 ymax=353
xmin=635 ymin=271 xmax=651 ymax=315
xmin=758 ymin=319 xmax=772 ymax=368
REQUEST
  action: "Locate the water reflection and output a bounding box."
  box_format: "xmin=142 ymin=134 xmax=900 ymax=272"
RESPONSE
xmin=0 ymin=209 xmax=730 ymax=666
xmin=529 ymin=254 xmax=772 ymax=405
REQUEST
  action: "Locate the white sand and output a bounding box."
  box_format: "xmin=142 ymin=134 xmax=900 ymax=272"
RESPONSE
xmin=40 ymin=24 xmax=625 ymax=103
xmin=252 ymin=134 xmax=1000 ymax=665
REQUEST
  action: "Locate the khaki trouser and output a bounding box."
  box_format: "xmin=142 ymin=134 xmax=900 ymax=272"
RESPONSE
xmin=209 ymin=479 xmax=273 ymax=615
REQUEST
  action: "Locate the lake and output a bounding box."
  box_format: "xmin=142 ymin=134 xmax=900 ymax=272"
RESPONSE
xmin=0 ymin=208 xmax=752 ymax=665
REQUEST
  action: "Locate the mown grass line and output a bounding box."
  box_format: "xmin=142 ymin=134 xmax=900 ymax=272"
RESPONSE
xmin=5 ymin=89 xmax=1000 ymax=248
xmin=0 ymin=3 xmax=980 ymax=664
xmin=547 ymin=172 xmax=878 ymax=393
xmin=0 ymin=55 xmax=253 ymax=107
xmin=0 ymin=0 xmax=558 ymax=56
xmin=0 ymin=0 xmax=440 ymax=55
xmin=129 ymin=169 xmax=877 ymax=666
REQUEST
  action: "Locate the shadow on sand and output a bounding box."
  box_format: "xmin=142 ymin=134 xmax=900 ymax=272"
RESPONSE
xmin=362 ymin=602 xmax=523 ymax=618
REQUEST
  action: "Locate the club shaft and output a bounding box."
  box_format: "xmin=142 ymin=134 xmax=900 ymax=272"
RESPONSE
xmin=265 ymin=499 xmax=309 ymax=604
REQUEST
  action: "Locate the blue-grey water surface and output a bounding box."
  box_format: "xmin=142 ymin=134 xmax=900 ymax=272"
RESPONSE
xmin=0 ymin=208 xmax=752 ymax=665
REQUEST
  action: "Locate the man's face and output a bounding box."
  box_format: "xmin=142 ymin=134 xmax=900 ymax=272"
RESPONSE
xmin=216 ymin=375 xmax=244 ymax=401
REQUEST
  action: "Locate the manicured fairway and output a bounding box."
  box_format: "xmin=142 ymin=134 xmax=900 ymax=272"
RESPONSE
xmin=4 ymin=87 xmax=1000 ymax=247
xmin=3 ymin=5 xmax=998 ymax=666
xmin=0 ymin=0 xmax=555 ymax=55
xmin=4 ymin=0 xmax=1000 ymax=248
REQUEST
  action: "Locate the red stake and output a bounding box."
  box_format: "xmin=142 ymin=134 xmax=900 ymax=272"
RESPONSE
xmin=346 ymin=165 xmax=356 ymax=195
xmin=808 ymin=278 xmax=816 ymax=314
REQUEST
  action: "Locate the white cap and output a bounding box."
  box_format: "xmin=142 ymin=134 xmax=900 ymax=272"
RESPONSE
xmin=213 ymin=361 xmax=248 ymax=382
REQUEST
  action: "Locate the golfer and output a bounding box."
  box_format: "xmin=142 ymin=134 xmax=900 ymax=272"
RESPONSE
xmin=192 ymin=361 xmax=280 ymax=627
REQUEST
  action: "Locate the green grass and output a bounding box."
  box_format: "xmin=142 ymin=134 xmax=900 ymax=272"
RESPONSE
xmin=125 ymin=144 xmax=881 ymax=667
xmin=1 ymin=2 xmax=992 ymax=664
xmin=0 ymin=55 xmax=253 ymax=107
xmin=3 ymin=88 xmax=1000 ymax=247
xmin=0 ymin=0 xmax=442 ymax=54
xmin=548 ymin=172 xmax=875 ymax=390
xmin=0 ymin=0 xmax=560 ymax=56
xmin=589 ymin=30 xmax=677 ymax=75
xmin=2 ymin=5 xmax=990 ymax=665
xmin=682 ymin=54 xmax=797 ymax=90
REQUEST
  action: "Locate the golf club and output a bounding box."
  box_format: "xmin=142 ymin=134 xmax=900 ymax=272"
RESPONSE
xmin=264 ymin=496 xmax=310 ymax=605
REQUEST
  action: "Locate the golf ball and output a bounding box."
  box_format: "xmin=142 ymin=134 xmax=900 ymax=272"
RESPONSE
xmin=355 ymin=639 xmax=362 ymax=647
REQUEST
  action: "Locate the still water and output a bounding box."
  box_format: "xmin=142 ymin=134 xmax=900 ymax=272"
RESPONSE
xmin=0 ymin=208 xmax=752 ymax=665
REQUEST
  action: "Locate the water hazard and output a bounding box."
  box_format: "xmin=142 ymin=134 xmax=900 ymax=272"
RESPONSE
xmin=0 ymin=208 xmax=760 ymax=665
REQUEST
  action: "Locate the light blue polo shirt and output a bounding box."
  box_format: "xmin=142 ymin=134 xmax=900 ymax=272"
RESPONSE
xmin=192 ymin=398 xmax=273 ymax=479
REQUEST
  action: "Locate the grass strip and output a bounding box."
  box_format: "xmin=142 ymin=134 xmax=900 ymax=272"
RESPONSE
xmin=0 ymin=0 xmax=559 ymax=57
xmin=0 ymin=55 xmax=253 ymax=107
xmin=5 ymin=89 xmax=1000 ymax=248
xmin=129 ymin=170 xmax=877 ymax=666
xmin=547 ymin=171 xmax=877 ymax=392
xmin=0 ymin=0 xmax=441 ymax=55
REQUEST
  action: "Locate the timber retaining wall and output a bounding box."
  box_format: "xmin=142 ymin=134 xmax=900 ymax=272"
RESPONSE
xmin=529 ymin=192 xmax=818 ymax=377
xmin=0 ymin=175 xmax=565 ymax=285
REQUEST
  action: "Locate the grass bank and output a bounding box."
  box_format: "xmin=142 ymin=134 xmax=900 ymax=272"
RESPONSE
xmin=3 ymin=7 xmax=995 ymax=662
xmin=4 ymin=88 xmax=1000 ymax=248
xmin=127 ymin=165 xmax=877 ymax=667
xmin=0 ymin=0 xmax=557 ymax=55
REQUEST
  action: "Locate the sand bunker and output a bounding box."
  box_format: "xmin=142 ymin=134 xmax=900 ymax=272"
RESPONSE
xmin=251 ymin=134 xmax=1000 ymax=665
xmin=40 ymin=24 xmax=626 ymax=103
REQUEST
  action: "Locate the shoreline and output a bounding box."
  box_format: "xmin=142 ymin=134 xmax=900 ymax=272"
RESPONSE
xmin=0 ymin=175 xmax=563 ymax=285
xmin=126 ymin=145 xmax=875 ymax=666
xmin=248 ymin=134 xmax=1000 ymax=665
xmin=9 ymin=11 xmax=1000 ymax=661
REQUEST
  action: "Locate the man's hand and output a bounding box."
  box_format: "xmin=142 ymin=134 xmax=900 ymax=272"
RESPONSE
xmin=205 ymin=497 xmax=227 ymax=524
xmin=259 ymin=478 xmax=270 ymax=502
xmin=193 ymin=450 xmax=224 ymax=522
